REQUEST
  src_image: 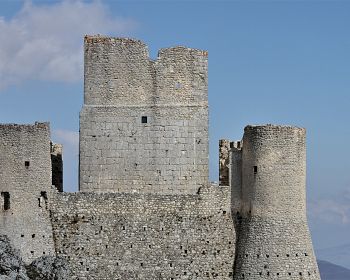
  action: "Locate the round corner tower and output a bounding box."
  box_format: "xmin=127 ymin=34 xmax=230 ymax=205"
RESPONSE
xmin=233 ymin=124 xmax=320 ymax=280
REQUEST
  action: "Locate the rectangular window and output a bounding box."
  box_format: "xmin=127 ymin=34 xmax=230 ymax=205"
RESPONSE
xmin=1 ymin=192 xmax=10 ymax=210
xmin=25 ymin=161 xmax=30 ymax=168
xmin=141 ymin=116 xmax=148 ymax=124
xmin=253 ymin=166 xmax=258 ymax=174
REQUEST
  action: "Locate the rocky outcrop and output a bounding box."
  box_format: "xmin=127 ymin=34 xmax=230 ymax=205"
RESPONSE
xmin=0 ymin=235 xmax=29 ymax=280
xmin=26 ymin=256 xmax=70 ymax=280
xmin=0 ymin=235 xmax=69 ymax=280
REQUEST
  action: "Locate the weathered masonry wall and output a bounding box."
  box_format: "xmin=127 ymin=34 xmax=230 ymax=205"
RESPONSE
xmin=80 ymin=36 xmax=208 ymax=194
xmin=50 ymin=186 xmax=235 ymax=279
xmin=0 ymin=123 xmax=55 ymax=263
xmin=231 ymin=125 xmax=320 ymax=279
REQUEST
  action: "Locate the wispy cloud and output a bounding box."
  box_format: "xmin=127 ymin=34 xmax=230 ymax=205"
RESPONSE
xmin=0 ymin=0 xmax=135 ymax=90
xmin=308 ymin=189 xmax=350 ymax=225
xmin=52 ymin=129 xmax=79 ymax=151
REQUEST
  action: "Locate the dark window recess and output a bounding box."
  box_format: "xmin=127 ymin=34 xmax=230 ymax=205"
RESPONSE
xmin=141 ymin=116 xmax=148 ymax=124
xmin=41 ymin=191 xmax=47 ymax=200
xmin=253 ymin=166 xmax=258 ymax=174
xmin=25 ymin=161 xmax=30 ymax=168
xmin=39 ymin=191 xmax=48 ymax=208
xmin=1 ymin=192 xmax=10 ymax=210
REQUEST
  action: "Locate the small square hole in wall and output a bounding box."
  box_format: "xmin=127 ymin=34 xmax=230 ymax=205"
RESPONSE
xmin=25 ymin=161 xmax=30 ymax=168
xmin=253 ymin=166 xmax=258 ymax=174
xmin=141 ymin=116 xmax=148 ymax=124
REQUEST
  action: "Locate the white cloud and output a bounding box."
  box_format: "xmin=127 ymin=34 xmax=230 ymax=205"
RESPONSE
xmin=0 ymin=0 xmax=135 ymax=90
xmin=308 ymin=188 xmax=350 ymax=225
xmin=52 ymin=129 xmax=79 ymax=150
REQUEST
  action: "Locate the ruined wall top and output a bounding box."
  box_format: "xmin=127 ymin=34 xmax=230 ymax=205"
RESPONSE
xmin=84 ymin=35 xmax=208 ymax=107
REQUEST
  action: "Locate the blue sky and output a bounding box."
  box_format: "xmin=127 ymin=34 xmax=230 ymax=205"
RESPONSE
xmin=0 ymin=0 xmax=349 ymax=264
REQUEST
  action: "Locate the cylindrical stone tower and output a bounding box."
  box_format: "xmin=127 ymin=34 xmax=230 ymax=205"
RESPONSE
xmin=233 ymin=125 xmax=320 ymax=280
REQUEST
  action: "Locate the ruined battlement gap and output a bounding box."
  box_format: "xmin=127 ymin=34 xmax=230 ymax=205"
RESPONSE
xmin=80 ymin=36 xmax=209 ymax=193
xmin=84 ymin=35 xmax=208 ymax=106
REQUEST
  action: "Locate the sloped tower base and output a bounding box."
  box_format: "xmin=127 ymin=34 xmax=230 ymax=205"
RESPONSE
xmin=234 ymin=217 xmax=319 ymax=279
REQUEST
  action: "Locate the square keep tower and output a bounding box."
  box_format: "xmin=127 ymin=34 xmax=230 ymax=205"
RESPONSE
xmin=79 ymin=36 xmax=208 ymax=194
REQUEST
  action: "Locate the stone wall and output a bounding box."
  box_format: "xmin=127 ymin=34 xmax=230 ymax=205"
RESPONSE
xmin=80 ymin=36 xmax=208 ymax=194
xmin=0 ymin=123 xmax=55 ymax=263
xmin=50 ymin=186 xmax=235 ymax=279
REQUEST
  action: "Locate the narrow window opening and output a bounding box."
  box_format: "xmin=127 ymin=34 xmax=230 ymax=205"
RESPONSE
xmin=237 ymin=141 xmax=241 ymax=148
xmin=25 ymin=161 xmax=30 ymax=168
xmin=40 ymin=191 xmax=47 ymax=200
xmin=1 ymin=192 xmax=10 ymax=210
xmin=141 ymin=116 xmax=148 ymax=124
xmin=253 ymin=166 xmax=258 ymax=174
xmin=39 ymin=191 xmax=47 ymax=208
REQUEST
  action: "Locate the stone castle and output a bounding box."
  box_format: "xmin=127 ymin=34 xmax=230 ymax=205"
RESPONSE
xmin=0 ymin=36 xmax=320 ymax=279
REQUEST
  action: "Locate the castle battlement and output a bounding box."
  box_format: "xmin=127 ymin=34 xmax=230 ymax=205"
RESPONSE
xmin=0 ymin=37 xmax=320 ymax=280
